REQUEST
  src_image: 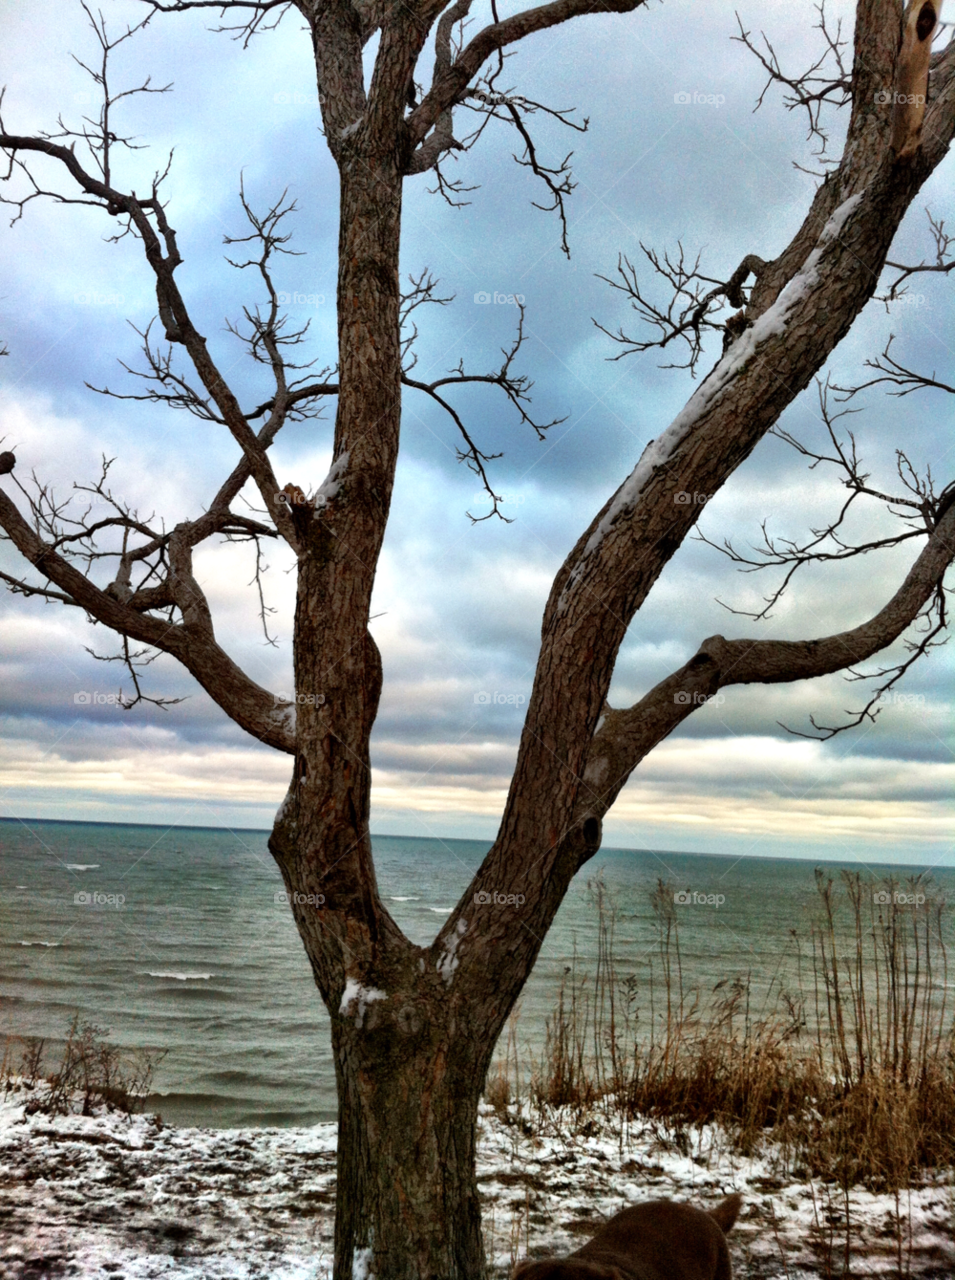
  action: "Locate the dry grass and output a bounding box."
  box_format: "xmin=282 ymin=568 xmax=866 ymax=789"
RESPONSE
xmin=1 ymin=1014 xmax=165 ymax=1117
xmin=499 ymin=870 xmax=955 ymax=1196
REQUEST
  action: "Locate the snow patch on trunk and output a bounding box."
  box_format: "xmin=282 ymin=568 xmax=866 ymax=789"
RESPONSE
xmin=437 ymin=917 xmax=468 ymax=986
xmin=583 ymin=754 xmax=609 ymax=785
xmin=270 ymin=701 xmax=296 ymax=736
xmin=314 ymin=451 xmax=349 ymax=508
xmin=351 ymin=1247 xmax=374 ymax=1279
xmin=275 ymin=785 xmax=295 ymax=825
xmin=339 ymin=979 xmax=386 ymax=1029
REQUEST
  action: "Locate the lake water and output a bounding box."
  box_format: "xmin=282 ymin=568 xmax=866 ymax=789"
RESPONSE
xmin=2 ymin=818 xmax=952 ymax=1128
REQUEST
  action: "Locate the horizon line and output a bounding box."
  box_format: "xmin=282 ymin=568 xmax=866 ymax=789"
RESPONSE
xmin=0 ymin=814 xmax=948 ymax=872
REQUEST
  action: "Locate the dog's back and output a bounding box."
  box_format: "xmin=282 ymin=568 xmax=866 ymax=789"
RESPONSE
xmin=512 ymin=1193 xmax=741 ymax=1280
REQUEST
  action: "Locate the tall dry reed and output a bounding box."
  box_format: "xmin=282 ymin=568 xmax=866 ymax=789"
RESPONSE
xmin=509 ymin=870 xmax=955 ymax=1194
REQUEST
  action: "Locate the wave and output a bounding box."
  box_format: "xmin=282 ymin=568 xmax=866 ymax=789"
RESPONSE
xmin=144 ymin=1089 xmax=236 ymax=1108
xmin=203 ymin=1068 xmax=269 ymax=1086
xmin=427 ymin=906 xmax=454 ymax=914
xmin=145 ymin=971 xmax=213 ymax=981
xmin=65 ymin=863 xmax=100 ymax=870
xmin=389 ymin=896 xmax=420 ymax=901
xmin=19 ymin=941 xmax=61 ymax=947
xmin=143 ymin=1090 xmax=334 ymax=1127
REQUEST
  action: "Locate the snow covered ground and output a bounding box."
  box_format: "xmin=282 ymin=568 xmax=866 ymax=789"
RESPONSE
xmin=1 ymin=1083 xmax=952 ymax=1279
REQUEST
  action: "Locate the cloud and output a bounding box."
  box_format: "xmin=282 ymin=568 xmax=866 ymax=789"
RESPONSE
xmin=6 ymin=717 xmax=948 ymax=866
xmin=0 ymin=0 xmax=952 ymax=865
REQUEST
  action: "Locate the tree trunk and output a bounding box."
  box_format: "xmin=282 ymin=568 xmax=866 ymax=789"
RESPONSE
xmin=271 ymin=138 xmax=502 ymax=1278
xmin=1 ymin=2 xmax=953 ymax=1276
xmin=270 ymin=835 xmax=517 ymax=1280
xmin=332 ymin=1007 xmax=489 ymax=1280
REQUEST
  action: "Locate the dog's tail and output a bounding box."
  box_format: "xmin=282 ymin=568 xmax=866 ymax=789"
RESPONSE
xmin=708 ymin=1192 xmax=742 ymax=1234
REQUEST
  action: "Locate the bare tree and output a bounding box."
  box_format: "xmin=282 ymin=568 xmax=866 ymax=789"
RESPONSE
xmin=2 ymin=2 xmax=954 ymax=1277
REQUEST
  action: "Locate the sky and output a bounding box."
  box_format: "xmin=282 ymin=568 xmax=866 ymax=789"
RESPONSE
xmin=0 ymin=0 xmax=952 ymax=867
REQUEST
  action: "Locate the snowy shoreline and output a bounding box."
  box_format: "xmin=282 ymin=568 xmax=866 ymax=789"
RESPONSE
xmin=1 ymin=1084 xmax=952 ymax=1279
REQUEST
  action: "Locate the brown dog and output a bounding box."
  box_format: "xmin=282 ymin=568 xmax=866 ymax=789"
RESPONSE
xmin=511 ymin=1193 xmax=742 ymax=1280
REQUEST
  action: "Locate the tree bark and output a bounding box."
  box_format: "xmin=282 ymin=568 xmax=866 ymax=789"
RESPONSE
xmin=277 ymin=150 xmax=404 ymax=966
xmin=331 ymin=988 xmax=490 ymax=1280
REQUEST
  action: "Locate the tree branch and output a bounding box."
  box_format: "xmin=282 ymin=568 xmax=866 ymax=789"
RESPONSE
xmin=0 ymin=483 xmax=295 ymax=752
xmin=882 ymin=207 xmax=955 ymax=299
xmin=594 ymin=248 xmax=768 ymax=375
xmin=733 ymin=2 xmax=852 ymax=161
xmin=438 ymin=17 xmax=955 ymax=985
xmin=0 ymin=122 xmax=301 ymax=550
xmin=697 ymin=378 xmax=947 ymax=620
xmin=140 ymin=0 xmax=292 ymax=48
xmin=406 ymin=0 xmax=646 ymax=149
xmin=832 ymin=334 xmax=955 ymax=399
xmin=402 ymin=299 xmax=563 ymax=518
xmin=571 ymin=495 xmax=955 ymax=863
